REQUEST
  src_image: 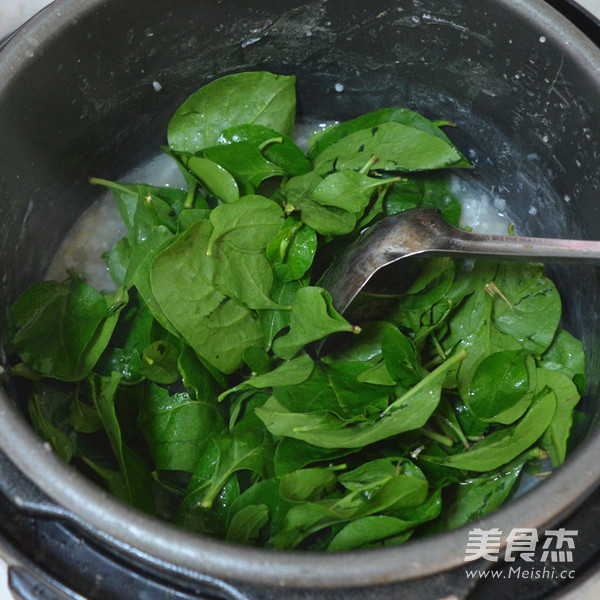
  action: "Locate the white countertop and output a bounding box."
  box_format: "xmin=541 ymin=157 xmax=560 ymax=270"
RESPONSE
xmin=0 ymin=0 xmax=53 ymax=39
xmin=578 ymin=0 xmax=600 ymax=16
xmin=0 ymin=0 xmax=54 ymax=590
xmin=1 ymin=0 xmax=600 ymax=599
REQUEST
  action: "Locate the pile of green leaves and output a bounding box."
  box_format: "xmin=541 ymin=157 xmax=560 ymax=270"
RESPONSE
xmin=6 ymin=72 xmax=586 ymax=551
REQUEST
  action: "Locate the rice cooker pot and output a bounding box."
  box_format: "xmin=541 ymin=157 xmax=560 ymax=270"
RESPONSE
xmin=1 ymin=0 xmax=600 ymax=592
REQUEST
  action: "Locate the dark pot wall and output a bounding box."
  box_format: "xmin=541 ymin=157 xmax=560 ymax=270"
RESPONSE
xmin=1 ymin=0 xmax=600 ymax=590
xmin=2 ymin=0 xmax=600 ymax=367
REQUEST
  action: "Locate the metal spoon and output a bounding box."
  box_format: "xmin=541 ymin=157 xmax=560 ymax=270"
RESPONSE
xmin=322 ymin=208 xmax=600 ymax=316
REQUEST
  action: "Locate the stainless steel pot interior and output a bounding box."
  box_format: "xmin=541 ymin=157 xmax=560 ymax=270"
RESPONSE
xmin=1 ymin=0 xmax=600 ymax=589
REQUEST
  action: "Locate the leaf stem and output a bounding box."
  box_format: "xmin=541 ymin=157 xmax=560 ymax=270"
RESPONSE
xmin=518 ymin=446 xmax=547 ymax=462
xmin=201 ymin=497 xmax=214 ymax=509
xmin=374 ymin=179 xmax=397 ymax=204
xmin=434 ymin=413 xmax=470 ymax=449
xmin=431 ymin=331 xmax=447 ymax=360
xmin=278 ymin=222 xmax=302 ymax=261
xmin=382 ymin=348 xmax=467 ymax=417
xmin=363 ymin=176 xmax=402 ymax=190
xmin=89 ymin=177 xmax=132 ymax=196
xmin=410 ymin=445 xmax=426 ymax=459
xmin=484 ymin=281 xmax=513 ymax=309
xmin=423 ymin=355 xmax=444 ymax=370
xmin=258 ymin=137 xmax=284 ymax=152
xmin=359 ymin=154 xmax=379 ymax=174
xmin=418 ymin=427 xmax=454 ymax=447
xmin=143 ymin=194 xmax=161 ymax=227
xmin=356 ymin=291 xmax=404 ymax=299
xmin=328 ymin=463 xmax=348 ymax=472
xmin=184 ymin=180 xmax=198 ymax=209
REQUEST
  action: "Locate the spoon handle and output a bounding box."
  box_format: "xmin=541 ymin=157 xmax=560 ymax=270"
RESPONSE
xmin=324 ymin=209 xmax=600 ymax=317
xmin=441 ymin=228 xmax=600 ymax=262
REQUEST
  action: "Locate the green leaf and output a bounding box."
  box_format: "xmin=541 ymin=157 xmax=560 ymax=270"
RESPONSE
xmin=538 ymin=369 xmax=581 ymax=466
xmin=70 ymin=287 xmax=129 ymax=382
xmin=95 ymin=299 xmax=158 ymax=384
xmin=279 ymin=468 xmax=337 ymax=502
xmin=453 ymin=398 xmax=490 ymax=439
xmin=228 ymin=478 xmax=293 ymax=542
xmin=381 ymin=327 xmax=420 ymax=387
xmin=184 ymin=428 xmax=274 ymax=509
xmin=219 ymin=353 xmax=314 ymax=401
xmin=89 ymin=372 xmax=154 ymax=512
xmin=219 ymin=124 xmax=310 ymax=176
xmin=91 ymin=179 xmax=186 ymax=240
xmin=178 ymin=345 xmax=226 ymax=400
xmin=440 ymin=262 xmax=525 ymax=396
xmin=207 ymin=194 xmax=283 ymax=254
xmin=492 ymin=263 xmax=561 ymax=354
xmin=308 ymin=107 xmax=470 ymax=166
xmin=9 ymin=280 xmax=106 ymax=379
xmin=125 ymin=222 xmax=175 ymax=283
xmin=356 ymin=362 xmax=396 ymax=386
xmin=323 ymin=321 xmax=398 ymax=365
xmin=82 ymin=458 xmax=131 ymax=505
xmin=150 ymin=220 xmax=264 ymax=373
xmin=312 ymin=170 xmax=388 ymax=214
xmin=242 ymin=346 xmax=272 ymax=375
xmin=203 ymin=142 xmax=285 ymax=190
xmin=256 ymin=350 xmax=466 ymax=448
xmin=273 ymin=361 xmax=392 ymax=420
xmin=327 ymin=515 xmax=414 ymax=552
xmin=437 ymin=459 xmax=525 ymax=530
xmin=272 ymin=462 xmax=427 ymax=549
xmin=138 ymin=384 xmax=224 ymax=472
xmin=69 ymin=387 xmax=103 ymax=434
xmin=104 ymin=237 xmax=131 ymax=287
xmin=178 ymin=208 xmax=211 ymax=231
xmin=384 ymin=179 xmax=423 ymax=216
xmin=440 ymin=388 xmax=556 ymax=472
xmin=284 ymin=172 xmax=357 ymax=236
xmin=131 ymin=186 xmax=182 ymax=237
xmin=206 ymin=196 xmax=287 ymax=311
xmin=168 ymin=72 xmax=296 ymax=153
xmin=139 ymin=340 xmax=180 ymax=385
xmin=392 ymin=257 xmax=455 ymax=334
xmin=9 ymin=281 xmax=125 ymax=382
xmin=466 ymin=351 xmax=535 ymax=421
xmin=28 ymin=383 xmax=76 ymax=463
xmin=128 ymin=226 xmax=178 ymax=334
xmin=338 ymin=458 xmax=426 ymax=494
xmin=274 ymin=438 xmax=354 ymax=477
xmin=420 ymin=176 xmax=462 ymax=226
xmin=266 ymin=220 xmax=317 ymax=282
xmin=177 ymin=474 xmax=240 ymax=538
xmin=273 ymin=287 xmax=357 ymax=360
xmin=539 ymin=328 xmax=586 ymax=395
xmin=313 ymin=122 xmax=469 ymax=176
xmin=178 ymin=154 xmax=240 ymax=203
xmin=258 ymin=277 xmax=302 ymax=349
xmin=226 ymin=504 xmax=270 ymax=544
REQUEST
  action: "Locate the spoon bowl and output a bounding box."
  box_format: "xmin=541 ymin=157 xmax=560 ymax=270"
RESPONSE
xmin=323 ymin=208 xmax=600 ymax=316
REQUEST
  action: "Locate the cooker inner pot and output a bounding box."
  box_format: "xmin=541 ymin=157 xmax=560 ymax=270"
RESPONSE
xmin=1 ymin=0 xmax=600 ymax=588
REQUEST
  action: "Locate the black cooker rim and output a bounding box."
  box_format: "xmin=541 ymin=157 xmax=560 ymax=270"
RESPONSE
xmin=2 ymin=0 xmax=600 ymax=590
